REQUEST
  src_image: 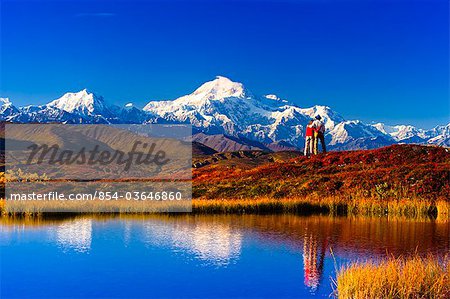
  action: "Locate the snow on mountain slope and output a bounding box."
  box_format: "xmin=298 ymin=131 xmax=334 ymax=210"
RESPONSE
xmin=370 ymin=122 xmax=450 ymax=146
xmin=298 ymin=106 xmax=345 ymax=131
xmin=1 ymin=76 xmax=448 ymax=150
xmin=179 ymin=75 xmax=248 ymax=104
xmin=371 ymin=123 xmax=428 ymax=141
xmin=3 ymin=90 xmax=154 ymax=124
xmin=143 ymin=76 xmax=271 ymax=133
xmin=426 ymin=123 xmax=450 ymax=138
xmin=0 ymin=98 xmax=16 ymax=112
xmin=143 ymin=76 xmax=350 ymax=148
xmin=427 ymin=124 xmax=450 ymax=146
xmin=12 ymin=105 xmax=85 ymax=123
xmin=0 ymin=98 xmax=20 ymax=120
xmin=115 ymin=102 xmax=154 ymax=124
xmin=47 ymin=89 xmax=115 ymax=119
xmin=328 ymin=120 xmax=393 ymax=146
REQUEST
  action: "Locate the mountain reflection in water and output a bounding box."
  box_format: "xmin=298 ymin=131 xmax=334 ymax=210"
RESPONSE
xmin=141 ymin=219 xmax=242 ymax=266
xmin=1 ymin=214 xmax=448 ymax=298
xmin=55 ymin=218 xmax=92 ymax=253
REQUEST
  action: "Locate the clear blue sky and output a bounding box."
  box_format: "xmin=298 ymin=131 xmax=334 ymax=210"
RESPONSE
xmin=1 ymin=0 xmax=448 ymax=128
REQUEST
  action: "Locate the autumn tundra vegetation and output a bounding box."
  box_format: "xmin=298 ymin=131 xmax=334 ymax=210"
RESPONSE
xmin=1 ymin=144 xmax=449 ymax=217
xmin=192 ymin=144 xmax=449 ymax=217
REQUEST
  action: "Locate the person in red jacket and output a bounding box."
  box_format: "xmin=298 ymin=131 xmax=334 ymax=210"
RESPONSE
xmin=304 ymin=120 xmax=315 ymax=157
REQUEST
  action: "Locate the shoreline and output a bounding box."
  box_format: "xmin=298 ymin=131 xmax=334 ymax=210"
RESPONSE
xmin=1 ymin=197 xmax=448 ymax=219
xmin=2 ymin=144 xmax=449 ymax=219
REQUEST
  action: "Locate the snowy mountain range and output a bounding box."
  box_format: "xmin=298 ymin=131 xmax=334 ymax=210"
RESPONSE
xmin=1 ymin=76 xmax=449 ymax=151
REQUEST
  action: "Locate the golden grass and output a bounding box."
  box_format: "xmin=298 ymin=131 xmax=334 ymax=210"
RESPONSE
xmin=346 ymin=198 xmax=438 ymax=217
xmin=436 ymin=199 xmax=450 ymax=222
xmin=1 ymin=196 xmax=448 ymax=218
xmin=0 ymin=199 xmax=191 ymax=215
xmin=192 ymin=196 xmax=447 ymax=218
xmin=336 ymin=254 xmax=450 ymax=299
xmin=192 ymin=197 xmax=335 ymax=214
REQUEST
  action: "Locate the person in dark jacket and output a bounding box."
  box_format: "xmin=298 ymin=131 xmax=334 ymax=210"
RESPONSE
xmin=312 ymin=115 xmax=326 ymax=154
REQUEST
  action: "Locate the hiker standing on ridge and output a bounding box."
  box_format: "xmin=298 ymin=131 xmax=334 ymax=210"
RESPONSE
xmin=304 ymin=119 xmax=314 ymax=157
xmin=312 ymin=115 xmax=326 ymax=154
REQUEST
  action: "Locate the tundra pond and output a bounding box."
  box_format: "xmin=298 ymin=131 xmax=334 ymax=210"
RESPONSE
xmin=1 ymin=214 xmax=449 ymax=299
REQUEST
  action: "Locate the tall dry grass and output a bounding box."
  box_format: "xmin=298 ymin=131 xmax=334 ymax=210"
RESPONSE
xmin=192 ymin=197 xmax=336 ymax=214
xmin=192 ymin=196 xmax=446 ymax=218
xmin=1 ymin=196 xmax=448 ymax=217
xmin=436 ymin=199 xmax=450 ymax=222
xmin=0 ymin=199 xmax=191 ymax=215
xmin=346 ymin=198 xmax=438 ymax=217
xmin=0 ymin=200 xmax=5 ymax=213
xmin=336 ymin=254 xmax=450 ymax=299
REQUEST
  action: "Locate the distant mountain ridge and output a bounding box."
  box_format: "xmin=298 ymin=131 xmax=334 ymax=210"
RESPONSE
xmin=1 ymin=76 xmax=449 ymax=151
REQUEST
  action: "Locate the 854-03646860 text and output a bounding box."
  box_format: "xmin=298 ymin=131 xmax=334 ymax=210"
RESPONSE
xmin=8 ymin=191 xmax=186 ymax=201
xmin=4 ymin=124 xmax=193 ymax=213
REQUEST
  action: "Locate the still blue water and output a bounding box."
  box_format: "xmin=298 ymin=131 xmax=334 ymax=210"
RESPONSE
xmin=1 ymin=215 xmax=449 ymax=298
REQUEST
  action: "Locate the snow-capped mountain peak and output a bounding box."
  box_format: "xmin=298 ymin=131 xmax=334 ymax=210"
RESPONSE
xmin=143 ymin=77 xmax=352 ymax=146
xmin=1 ymin=97 xmax=12 ymax=106
xmin=191 ymin=76 xmax=247 ymax=100
xmin=0 ymin=97 xmax=20 ymax=119
xmin=164 ymin=76 xmax=250 ymax=108
xmin=1 ymin=77 xmax=449 ymax=149
xmin=47 ymin=89 xmax=110 ymax=116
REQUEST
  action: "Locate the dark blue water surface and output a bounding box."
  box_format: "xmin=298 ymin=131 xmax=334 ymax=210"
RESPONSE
xmin=1 ymin=215 xmax=449 ymax=299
